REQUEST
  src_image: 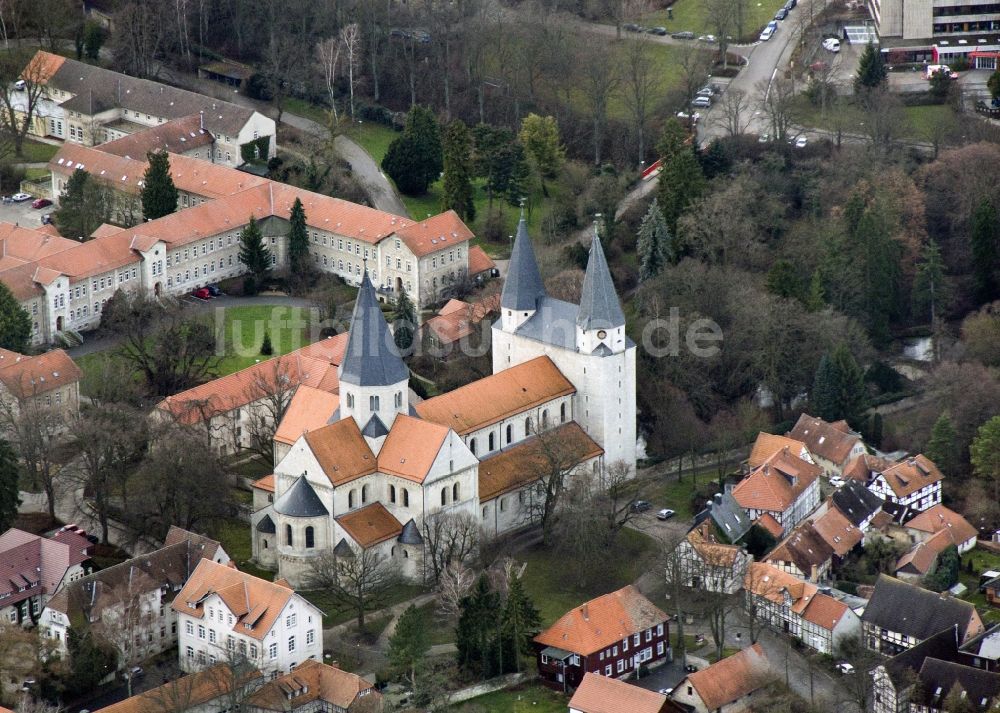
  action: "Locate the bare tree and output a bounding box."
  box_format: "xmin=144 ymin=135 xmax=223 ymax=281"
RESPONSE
xmin=622 ymin=33 xmax=660 ymax=165
xmin=422 ymin=511 xmax=481 ymax=583
xmin=660 ymin=531 xmax=695 ymax=667
xmin=436 ymin=561 xmax=476 ymax=623
xmin=757 ymin=76 xmax=796 ymax=143
xmin=714 ymin=87 xmax=754 ymax=138
xmin=677 ymin=43 xmax=714 ymax=106
xmin=704 ymin=0 xmax=736 ymax=68
xmin=0 ymin=393 xmax=63 ymax=520
xmin=15 ymin=696 xmax=61 ymax=713
xmin=836 ymin=634 xmax=883 ymax=713
xmin=92 ymin=576 xmax=157 ymax=697
xmin=306 ymin=547 xmax=400 ymax=630
xmin=340 ymin=23 xmax=362 ymax=122
xmin=581 ymin=42 xmax=620 ymax=165
xmin=110 ymin=1 xmax=171 ymax=79
xmin=315 ymin=36 xmax=341 ymax=125
xmin=203 ymin=647 xmax=265 ymax=713
xmin=859 ymin=85 xmax=905 ymax=153
xmin=242 ymin=358 xmax=297 ymax=464
xmin=0 ymin=49 xmax=51 ymax=157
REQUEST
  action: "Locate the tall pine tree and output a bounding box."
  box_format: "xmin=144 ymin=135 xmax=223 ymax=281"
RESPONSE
xmin=831 ymin=343 xmax=866 ymax=427
xmin=388 ymin=604 xmax=430 ymax=688
xmin=238 ymin=216 xmax=272 ymax=295
xmin=0 ymin=438 xmax=21 ymax=533
xmin=141 ymin=151 xmax=179 ymax=221
xmin=913 ymin=239 xmax=947 ymax=325
xmin=637 ymin=198 xmax=670 ymax=280
xmin=805 ymin=270 xmax=826 ymax=312
xmin=855 ymin=42 xmax=887 ymax=92
xmin=287 ymin=197 xmax=310 ymax=276
xmin=925 ymin=412 xmax=959 ymax=477
xmin=0 ymin=282 xmax=30 ymax=353
xmin=441 ymin=120 xmax=475 ymax=221
xmin=381 ymin=105 xmax=443 ymax=195
xmin=456 ymin=575 xmax=501 ymax=679
xmin=501 ymin=577 xmax=541 ymax=673
xmin=657 ymin=149 xmax=705 ymax=235
xmin=971 ymin=197 xmax=999 ymax=304
xmin=812 ymin=353 xmax=839 ymax=421
xmin=392 ymin=288 xmax=417 ymax=352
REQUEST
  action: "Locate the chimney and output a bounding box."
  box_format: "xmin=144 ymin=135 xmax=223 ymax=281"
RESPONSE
xmin=714 ymin=493 xmax=723 ymax=505
xmin=582 ymin=604 xmax=589 ymax=621
xmin=199 ymin=110 xmax=204 ymax=130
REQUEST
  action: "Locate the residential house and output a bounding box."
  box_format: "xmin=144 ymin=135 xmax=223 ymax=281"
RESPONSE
xmin=97 ymin=115 xmax=217 ymax=163
xmin=871 ymin=627 xmax=1000 ymax=713
xmin=788 ymin=414 xmax=866 ymax=478
xmin=843 ymin=453 xmax=894 ymax=484
xmin=89 ymin=664 xmax=260 ymax=713
xmin=830 ymin=480 xmax=884 ymax=532
xmin=861 ymin=575 xmax=984 ymax=655
xmin=0 ymin=526 xmax=91 ymax=626
xmin=959 ymin=624 xmax=1000 ymax=672
xmin=869 ymin=455 xmax=944 ymax=518
xmin=420 ymin=293 xmax=500 ymax=354
xmin=672 ymin=520 xmax=752 ymax=594
xmin=24 ymin=51 xmax=275 ymax=165
xmin=40 ymin=528 xmax=226 ymax=662
xmin=764 ymin=522 xmax=834 ymax=582
xmin=894 ymin=529 xmax=960 ymax=583
xmin=810 ymin=504 xmax=864 ymax=565
xmin=173 ymin=559 xmax=323 ymax=677
xmin=983 ymin=577 xmax=1000 ymax=608
xmin=163 ymin=526 xmax=231 ymax=565
xmin=743 ymin=562 xmax=860 ymax=655
xmin=533 ymin=585 xmax=670 ymax=691
xmin=903 ymin=505 xmax=977 ymax=554
xmin=696 ymin=492 xmax=753 ymax=544
xmin=0 ymin=348 xmax=81 ymax=423
xmin=669 ymin=644 xmax=770 ymax=713
xmin=569 ymin=673 xmax=679 ymax=713
xmin=244 ymin=660 xmax=383 ymax=712
xmin=731 ymin=447 xmax=822 ymax=532
xmin=747 ymin=432 xmax=813 ymax=470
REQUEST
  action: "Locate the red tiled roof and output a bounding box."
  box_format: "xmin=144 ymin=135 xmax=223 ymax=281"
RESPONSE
xmin=98 ymin=115 xmax=214 ymax=160
xmin=335 ymin=502 xmax=403 ymax=548
xmin=811 ymin=506 xmax=863 ymax=557
xmin=732 ymin=447 xmax=821 ymax=514
xmin=393 ymin=209 xmax=473 ymax=257
xmin=748 ymin=433 xmax=809 ymax=469
xmin=685 ymin=644 xmax=770 ymax=710
xmin=755 ymin=513 xmax=784 ymax=539
xmin=569 ymin=674 xmax=671 ymax=713
xmin=788 ymin=414 xmax=861 ymax=466
xmin=905 ymin=504 xmax=977 ymax=544
xmin=0 ymin=348 xmax=81 ymax=398
xmin=878 ymin=455 xmax=944 ymax=498
xmin=468 ymin=244 xmax=496 ymax=275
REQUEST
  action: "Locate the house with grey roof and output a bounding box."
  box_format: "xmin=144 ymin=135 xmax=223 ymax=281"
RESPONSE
xmin=831 ymin=480 xmax=884 ymax=531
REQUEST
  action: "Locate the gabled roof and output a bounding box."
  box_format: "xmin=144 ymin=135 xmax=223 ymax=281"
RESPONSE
xmin=843 ymin=453 xmax=894 ymax=483
xmin=810 ymin=505 xmax=863 ymax=557
xmin=94 ymin=665 xmax=257 ymax=713
xmin=744 ymin=562 xmax=818 ymax=614
xmin=336 ymin=503 xmax=403 ymax=549
xmin=801 ymin=592 xmax=852 ymax=630
xmin=245 ymin=660 xmax=382 ymax=712
xmin=862 ymin=575 xmax=979 ymax=642
xmin=338 ymin=271 xmax=409 ymax=387
xmin=569 ymin=673 xmax=673 ymax=713
xmin=415 ymin=355 xmax=574 ymax=435
xmin=686 ymin=520 xmax=742 ymax=568
xmin=878 ymin=455 xmax=945 ymax=498
xmin=0 ymin=348 xmax=81 ymax=398
xmin=883 ymin=626 xmax=961 ymax=687
xmin=468 ymin=244 xmax=496 ymax=276
xmin=172 ymin=560 xmax=297 ymax=641
xmin=700 ymin=491 xmax=753 ymax=542
xmin=577 ymin=232 xmax=624 ymax=330
xmin=755 ymin=513 xmax=784 ymax=539
xmin=0 ymin=527 xmax=91 ymax=604
xmin=377 ymin=415 xmax=451 ymax=483
xmin=303 ymin=419 xmax=377 ymax=486
xmin=163 ymin=526 xmax=224 ymax=562
xmin=831 ymin=480 xmax=884 ymax=527
xmin=534 ymin=585 xmax=667 ymax=657
xmin=732 ymin=447 xmax=821 ymax=514
xmin=477 ymin=422 xmax=602 ymax=502
xmin=914 ymin=658 xmax=1000 ymax=712
xmin=392 ymin=209 xmax=473 ymax=257
xmin=905 ymin=505 xmax=977 ymax=544
xmin=765 ymin=522 xmax=834 ymax=574
xmin=98 ymin=115 xmax=214 ymax=160
xmin=500 ymin=213 xmax=545 ymax=311
xmin=273 ymin=476 xmax=329 ymax=518
xmin=252 ymin=474 xmax=275 ymax=493
xmin=896 ymin=530 xmax=953 ymax=576
xmin=361 ymin=413 xmax=389 ymax=438
xmin=273 ymin=386 xmax=340 ymax=446
xmin=748 ymin=432 xmax=810 ymax=469
xmin=684 ymin=644 xmax=770 ymax=710
xmin=788 ymin=414 xmax=861 ymax=466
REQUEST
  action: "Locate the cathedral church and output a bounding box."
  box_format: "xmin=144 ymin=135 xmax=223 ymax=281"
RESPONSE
xmin=250 ymin=216 xmax=637 ymax=585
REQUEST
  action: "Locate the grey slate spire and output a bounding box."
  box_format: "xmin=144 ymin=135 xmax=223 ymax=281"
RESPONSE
xmin=500 ymin=210 xmax=546 ymax=311
xmin=577 ymin=226 xmax=625 ymax=330
xmin=340 ymin=270 xmax=410 ymax=387
xmin=273 ymin=475 xmax=328 ymax=518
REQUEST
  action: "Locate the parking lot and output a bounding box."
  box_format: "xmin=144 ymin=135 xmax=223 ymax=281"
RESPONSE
xmin=0 ymin=194 xmax=53 ymax=229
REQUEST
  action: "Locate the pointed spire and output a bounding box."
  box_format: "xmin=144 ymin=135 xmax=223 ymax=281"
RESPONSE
xmin=340 ymin=271 xmax=409 ymax=387
xmin=500 ymin=209 xmax=546 ymax=311
xmin=577 ymin=224 xmax=625 ymax=330
xmin=273 ymin=476 xmax=328 ymax=518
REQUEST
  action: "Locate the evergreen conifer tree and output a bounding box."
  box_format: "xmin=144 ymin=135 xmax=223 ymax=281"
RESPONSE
xmin=0 ymin=438 xmax=20 ymax=533
xmin=238 ymin=216 xmax=272 ymax=295
xmin=657 ymin=148 xmax=705 ymax=235
xmin=388 ymin=604 xmax=430 ymax=688
xmin=831 ymin=343 xmax=866 ymax=426
xmin=456 ymin=575 xmax=500 ymax=679
xmin=805 ymin=270 xmax=826 ymax=312
xmin=260 ymin=330 xmax=273 ymax=356
xmin=855 ymin=42 xmax=887 ymax=92
xmin=913 ymin=239 xmax=947 ymax=324
xmin=141 ymin=151 xmax=179 ymax=221
xmin=392 ymin=288 xmax=417 ymax=352
xmin=381 ymin=105 xmax=443 ymax=195
xmin=812 ymin=352 xmax=838 ymax=421
xmin=637 ymin=198 xmax=670 ymax=280
xmin=0 ymin=282 xmax=30 ymax=353
xmin=971 ymin=198 xmax=999 ymax=303
xmin=501 ymin=577 xmax=541 ymax=673
xmin=441 ymin=120 xmax=476 ymax=221
xmin=926 ymin=412 xmax=959 ymax=476
xmin=287 ymin=197 xmax=310 ymax=276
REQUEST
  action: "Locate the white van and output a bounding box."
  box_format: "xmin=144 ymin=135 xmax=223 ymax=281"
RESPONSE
xmin=822 ymin=38 xmax=841 ymax=52
xmin=925 ymin=64 xmax=958 ymax=80
xmin=760 ymin=26 xmax=775 ymax=41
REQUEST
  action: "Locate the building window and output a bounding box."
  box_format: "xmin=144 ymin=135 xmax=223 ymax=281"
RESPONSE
xmin=469 ymin=438 xmax=477 ymax=455
xmin=395 ymin=391 xmax=402 ymax=408
xmin=305 ymin=526 xmax=314 ymax=549
xmin=525 ymin=417 xmax=531 ymax=435
xmin=560 ymin=403 xmax=567 ymax=422
xmin=488 ymin=432 xmax=495 ymax=451
xmin=506 ymin=424 xmax=512 ymax=444
xmin=403 ymin=489 xmax=409 ymax=507
xmin=441 ymin=487 xmax=447 ymax=507
xmin=370 ymin=395 xmax=379 ymax=411
xmin=347 ymin=393 xmax=354 ymax=409
xmin=186 ymin=621 xmax=193 ymax=635
xmin=285 ymin=524 xmax=293 ymax=546
xmin=361 ymin=484 xmax=368 ymax=504
xmin=269 ymin=643 xmax=278 ymax=659
xmin=349 ymin=490 xmax=355 ymax=508
xmin=306 ymin=629 xmax=315 ymax=645
xmin=390 ymin=485 xmax=397 ymax=503
xmin=288 ymin=636 xmax=296 ymax=652
xmin=453 ymin=482 xmax=460 ymax=501
xmin=198 ymin=625 xmax=205 ymax=639
xmin=287 ymin=613 xmax=297 ymax=628
xmin=186 ymin=646 xmax=194 ymax=659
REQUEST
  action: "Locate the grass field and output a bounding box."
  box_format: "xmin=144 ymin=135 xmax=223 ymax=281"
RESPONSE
xmin=450 ymin=683 xmax=567 ymax=712
xmin=790 ymin=96 xmax=958 ymax=140
xmin=213 ymin=304 xmax=314 ymax=375
xmin=640 ymin=0 xmax=787 ymax=40
xmin=959 ymin=547 xmax=1000 ymax=625
xmin=210 ymin=517 xmax=273 ymax=581
xmin=649 ymin=465 xmax=725 ymax=520
xmin=301 ymin=583 xmax=427 ymax=628
xmin=19 ymin=139 xmax=59 ymax=163
xmin=520 ymin=529 xmax=658 ymax=626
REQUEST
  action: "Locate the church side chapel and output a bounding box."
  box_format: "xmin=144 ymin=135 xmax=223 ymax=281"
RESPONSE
xmin=251 ymin=214 xmax=637 ymax=586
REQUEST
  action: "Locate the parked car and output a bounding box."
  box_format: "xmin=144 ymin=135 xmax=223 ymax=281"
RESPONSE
xmin=759 ymin=25 xmax=775 ymax=41
xmin=127 ymin=666 xmax=144 ymax=679
xmin=697 ymin=34 xmax=717 ymax=43
xmin=11 ymin=192 xmax=31 ymax=202
xmin=40 ymin=213 xmax=53 ymax=225
xmin=696 ymin=85 xmax=716 ymax=97
xmin=926 ymin=64 xmax=958 ymax=80
xmin=795 ymin=135 xmax=808 ymax=148
xmin=784 ymin=0 xmax=796 ymax=10
xmin=835 ymin=662 xmax=855 ymax=675
xmin=672 ymin=30 xmax=696 ymax=39
xmin=657 ymin=508 xmax=675 ymax=520
xmin=691 ymin=95 xmax=712 ymax=108
xmin=630 ymin=500 xmax=652 ymax=513
xmin=647 ymin=26 xmax=668 ymax=35
xmin=206 ymin=284 xmax=223 ymax=297
xmin=31 ymin=197 xmax=52 ymax=209
xmin=624 ymin=23 xmax=641 ymax=32
xmin=13 ymin=79 xmax=25 ymax=91
xmin=659 ymin=688 xmax=675 ymax=695
xmin=775 ymin=7 xmax=788 ymax=19
xmin=829 ymin=476 xmax=846 ymax=488
xmin=823 ymin=38 xmax=841 ymax=52
xmin=676 ymin=110 xmax=702 ymax=123
xmin=192 ymin=287 xmax=211 ymax=300
xmin=685 ymin=663 xmax=699 ymax=672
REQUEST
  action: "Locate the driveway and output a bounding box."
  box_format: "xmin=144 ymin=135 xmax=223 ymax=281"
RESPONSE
xmin=0 ymin=196 xmax=50 ymax=229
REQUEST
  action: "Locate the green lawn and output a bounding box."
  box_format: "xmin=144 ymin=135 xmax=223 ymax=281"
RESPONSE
xmin=959 ymin=548 xmax=1000 ymax=625
xmin=346 ymin=121 xmax=399 ymax=167
xmin=210 ymin=517 xmax=274 ymax=581
xmin=520 ymin=529 xmax=658 ymax=627
xmin=640 ymin=0 xmax=786 ymax=40
xmin=214 ymin=304 xmax=314 ymax=375
xmin=18 ymin=139 xmax=59 ymax=163
xmin=415 ymin=601 xmax=456 ymax=646
xmin=790 ymin=96 xmax=958 ymax=141
xmin=24 ymin=167 xmax=49 ymax=182
xmin=450 ymin=683 xmax=567 ymax=712
xmin=301 ymin=583 xmax=428 ymax=628
xmin=649 ymin=466 xmax=724 ymax=521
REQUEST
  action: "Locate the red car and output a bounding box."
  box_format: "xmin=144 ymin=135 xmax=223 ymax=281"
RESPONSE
xmin=192 ymin=288 xmax=211 ymax=300
xmin=31 ymin=198 xmax=52 ymax=209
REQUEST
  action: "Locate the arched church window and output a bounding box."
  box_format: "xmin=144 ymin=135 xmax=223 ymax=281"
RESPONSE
xmin=542 ymin=410 xmax=549 ymax=429
xmin=453 ymin=482 xmax=460 ymax=501
xmin=305 ymin=526 xmax=314 ymax=549
xmin=285 ymin=525 xmax=293 ymax=547
xmin=403 ymin=489 xmax=410 ymax=507
xmin=488 ymin=433 xmax=495 ymax=451
xmin=395 ymin=391 xmax=402 ymax=408
xmin=348 ymin=490 xmax=355 ymax=509
xmin=390 ymin=485 xmax=397 ymax=503
xmin=370 ymin=395 xmax=379 ymax=411
xmin=469 ymin=438 xmax=477 ymax=455
xmin=361 ymin=484 xmax=368 ymax=504
xmin=506 ymin=424 xmax=512 ymax=444
xmin=561 ymin=403 xmax=567 ymax=423
xmin=525 ymin=417 xmax=531 ymax=435
xmin=346 ymin=393 xmax=354 ymax=408
xmin=440 ymin=487 xmax=447 ymax=506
